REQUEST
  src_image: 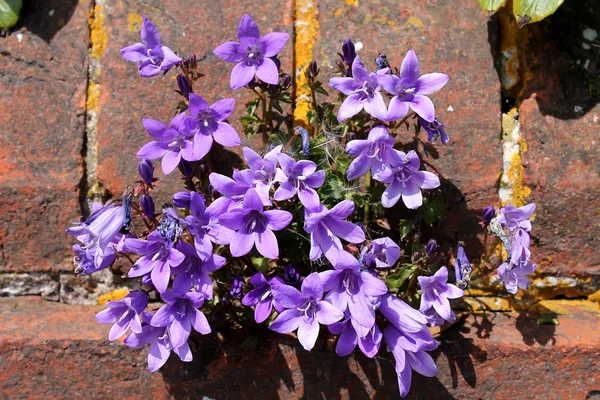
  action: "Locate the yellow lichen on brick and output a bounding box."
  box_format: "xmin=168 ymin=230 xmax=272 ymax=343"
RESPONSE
xmin=532 ymin=299 xmax=600 ymax=316
xmin=505 ymin=147 xmax=531 ymax=206
xmin=293 ymin=0 xmax=319 ymax=128
xmin=500 ymin=108 xmax=531 ymax=207
xmin=407 ymin=16 xmax=426 ymax=32
xmin=86 ymin=82 xmax=100 ymax=112
xmin=89 ymin=5 xmax=107 ymax=61
xmin=97 ymin=288 xmax=129 ymax=305
xmin=333 ymin=9 xmax=343 ymax=17
xmin=345 ymin=0 xmax=358 ymax=6
xmin=127 ymin=12 xmax=143 ymax=34
xmin=588 ymin=290 xmax=600 ymax=304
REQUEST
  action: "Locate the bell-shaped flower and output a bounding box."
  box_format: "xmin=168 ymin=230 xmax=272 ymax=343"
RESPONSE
xmin=184 ymin=191 xmax=234 ymax=255
xmin=172 ymin=242 xmax=226 ymax=300
xmin=96 ymin=290 xmax=148 ymax=341
xmin=242 ymin=272 xmax=285 ymax=323
xmin=417 ymin=266 xmax=464 ymax=325
xmin=209 ymin=169 xmax=272 ymax=209
xmin=361 ymin=237 xmax=401 ymax=269
xmin=274 ymin=153 xmax=325 ymax=210
xmin=345 ymin=125 xmax=397 ymax=180
xmin=329 ymin=312 xmax=383 ymax=358
xmin=243 ymin=145 xmax=282 ymax=199
xmin=497 ymin=203 xmax=536 ymax=232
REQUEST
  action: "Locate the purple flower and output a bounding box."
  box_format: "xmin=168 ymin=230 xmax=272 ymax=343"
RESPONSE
xmin=294 ymin=126 xmax=312 ymax=156
xmin=362 ymin=237 xmax=401 ymax=269
xmin=481 ymin=206 xmax=496 ymax=227
xmin=72 ymin=242 xmax=116 ymax=275
xmin=345 ymin=125 xmax=397 ymax=181
xmin=454 ymin=244 xmax=471 ymax=288
xmin=373 ymin=150 xmax=440 ymax=209
xmin=220 ymin=189 xmax=292 ymax=259
xmin=274 ymin=153 xmax=325 ymax=210
xmin=425 ymin=239 xmax=437 ymax=257
xmin=187 ymin=94 xmax=241 ymax=158
xmin=172 ymin=242 xmax=225 ymax=299
xmin=304 ymin=200 xmax=366 ymax=265
xmin=140 ymin=194 xmax=155 ymax=219
xmin=125 ymin=229 xmax=185 ymax=293
xmin=329 ymin=312 xmax=383 ymax=358
xmin=379 ymin=50 xmax=448 ymax=122
xmin=184 ymin=191 xmax=234 ymax=255
xmin=96 ymin=290 xmax=148 ymax=341
xmin=176 ymin=74 xmax=192 ymax=98
xmin=341 ymin=39 xmax=356 ymax=65
xmin=138 ymin=159 xmax=155 ymax=185
xmin=209 ymin=169 xmax=272 ymax=209
xmin=124 ymin=312 xmax=192 ymax=372
xmin=136 ymin=113 xmax=198 ymax=175
xmin=150 ymin=289 xmax=211 ymax=353
xmin=120 ymin=16 xmax=182 ymax=78
xmin=172 ymin=191 xmax=191 ymax=208
xmin=497 ymin=228 xmax=536 ymax=294
xmin=242 ymin=273 xmax=285 ymax=323
xmin=418 ymin=117 xmax=449 ymax=145
xmin=497 ymin=203 xmax=536 ymax=232
xmin=230 ymin=275 xmax=244 ymax=298
xmin=243 ymin=145 xmax=282 ymax=199
xmin=67 ymin=202 xmax=124 ymax=270
xmin=270 ymin=272 xmax=344 ymax=351
xmin=213 ymin=14 xmax=289 ymax=90
xmin=329 ymin=56 xmax=389 ymax=121
xmin=319 ymin=261 xmax=388 ymax=329
xmin=284 ymin=264 xmax=302 ymax=285
xmin=418 ymin=266 xmax=463 ymax=325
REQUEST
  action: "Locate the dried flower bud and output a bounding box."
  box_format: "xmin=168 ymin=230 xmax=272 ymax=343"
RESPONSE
xmin=342 ymin=39 xmax=356 ymax=65
xmin=140 ymin=194 xmax=155 ymax=219
xmin=138 ymin=159 xmax=154 ymax=185
xmin=176 ymin=74 xmax=191 ymax=98
xmin=172 ymin=191 xmax=191 ymax=208
xmin=294 ymin=126 xmax=311 ymax=156
xmin=425 ymin=239 xmax=437 ymax=257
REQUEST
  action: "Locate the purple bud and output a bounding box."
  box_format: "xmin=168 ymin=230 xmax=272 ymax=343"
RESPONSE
xmin=342 ymin=39 xmax=356 ymax=65
xmin=176 ymin=74 xmax=191 ymax=98
xmin=187 ymin=54 xmax=197 ymax=69
xmin=178 ymin=159 xmax=194 ymax=178
xmin=230 ymin=275 xmax=244 ymax=298
xmin=375 ymin=53 xmax=390 ymax=70
xmin=294 ymin=126 xmax=311 ymax=156
xmin=279 ymin=73 xmax=292 ymax=89
xmin=482 ymin=206 xmax=496 ymax=226
xmin=172 ymin=191 xmax=192 ymax=208
xmin=305 ymin=61 xmax=319 ymax=80
xmin=284 ymin=264 xmax=302 ymax=285
xmin=411 ymin=252 xmax=420 ymax=263
xmin=138 ymin=159 xmax=154 ymax=185
xmin=425 ymin=239 xmax=437 ymax=257
xmin=140 ymin=194 xmax=155 ymax=219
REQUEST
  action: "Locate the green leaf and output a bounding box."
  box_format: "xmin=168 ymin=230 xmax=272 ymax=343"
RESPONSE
xmin=514 ymin=0 xmax=564 ymax=24
xmin=536 ymin=315 xmax=559 ymax=326
xmin=399 ymin=219 xmax=412 ymax=240
xmin=386 ymin=265 xmax=417 ymax=289
xmin=251 ymin=257 xmax=270 ymax=273
xmin=418 ymin=197 xmax=446 ymax=226
xmin=477 ymin=0 xmax=505 ymax=12
xmin=315 ymin=86 xmax=329 ymax=96
xmin=0 ymin=0 xmax=21 ymax=29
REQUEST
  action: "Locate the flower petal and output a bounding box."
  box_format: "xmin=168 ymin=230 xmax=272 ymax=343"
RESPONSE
xmin=121 ymin=43 xmax=148 ymax=61
xmin=329 ymin=77 xmax=361 ymax=96
xmin=401 ymin=179 xmax=423 ymax=209
xmin=213 ymin=41 xmax=245 ymax=63
xmin=381 ymin=180 xmax=402 ymax=208
xmin=409 ymin=94 xmax=435 ymax=122
xmin=363 ymin=92 xmax=388 ymax=121
xmin=386 ymin=96 xmax=410 ymax=121
xmin=230 ymin=62 xmax=256 ymax=90
xmin=270 ymin=309 xmax=301 ymax=333
xmin=316 ymin=300 xmax=344 ymax=325
xmin=255 ymin=57 xmax=279 ymax=85
xmin=301 ymin=272 xmax=324 ymax=300
xmin=351 ymin=56 xmax=369 ymax=82
xmin=400 ymin=49 xmax=420 ymax=84
xmin=337 ymin=94 xmax=364 ymax=122
xmin=188 ymin=94 xmax=209 ymax=116
xmin=416 ymin=73 xmax=449 ymax=95
xmin=328 ymin=200 xmax=355 ymax=219
xmin=141 ymin=16 xmax=160 ymax=49
xmin=264 ymin=210 xmax=293 ymax=231
xmin=261 ymin=32 xmax=289 ymax=57
xmin=336 ymin=324 xmax=358 ymax=356
xmin=212 ymin=122 xmax=241 ymax=147
xmin=255 ymin=229 xmax=279 ymax=259
xmin=272 ymin=284 xmax=303 ymax=308
xmin=237 ymin=14 xmax=260 ymax=45
xmin=297 ymin=319 xmax=320 ymax=351
xmin=147 ymin=341 xmax=170 ymax=372
xmin=412 ymin=170 xmax=440 ymax=190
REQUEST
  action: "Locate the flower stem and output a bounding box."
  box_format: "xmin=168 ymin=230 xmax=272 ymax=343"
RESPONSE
xmin=363 ymin=170 xmax=371 ymax=226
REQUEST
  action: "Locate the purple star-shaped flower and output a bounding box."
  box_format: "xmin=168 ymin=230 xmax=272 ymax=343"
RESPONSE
xmin=345 ymin=125 xmax=397 ymax=181
xmin=329 ymin=56 xmax=389 ymax=121
xmin=214 ymin=14 xmax=289 ymax=90
xmin=184 ymin=191 xmax=234 ymax=255
xmin=304 ymin=200 xmax=366 ymax=265
xmin=242 ymin=272 xmax=285 ymax=323
xmin=418 ymin=266 xmax=464 ymax=325
xmin=329 ymin=312 xmax=383 ymax=358
xmin=274 ymin=153 xmax=325 ymax=210
xmin=373 ymin=150 xmax=440 ymax=209
xmin=120 ymin=16 xmax=182 ymax=78
xmin=209 ymin=169 xmax=272 ymax=209
xmin=136 ymin=113 xmax=198 ymax=175
xmin=124 ymin=312 xmax=192 ymax=372
xmin=96 ymin=290 xmax=148 ymax=341
xmin=150 ymin=289 xmax=211 ymax=352
xmin=379 ymin=50 xmax=448 ymax=122
xmin=187 ymin=94 xmax=241 ymax=157
xmin=172 ymin=242 xmax=226 ymax=300
xmin=362 ymin=237 xmax=401 ymax=269
xmin=497 ymin=203 xmax=536 ymax=232
xmin=418 ymin=116 xmax=449 ymax=145
xmin=219 ymin=189 xmax=292 ymax=259
xmin=243 ymin=145 xmax=282 ymax=200
xmin=270 ymin=272 xmax=344 ymax=351
xmin=319 ymin=261 xmax=388 ymax=330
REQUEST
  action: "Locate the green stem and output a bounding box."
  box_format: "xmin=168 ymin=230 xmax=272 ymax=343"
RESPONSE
xmin=309 ymin=84 xmax=320 ymax=133
xmin=363 ymin=170 xmax=371 ymax=226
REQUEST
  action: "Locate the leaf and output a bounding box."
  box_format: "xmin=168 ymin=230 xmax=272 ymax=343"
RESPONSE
xmin=315 ymin=86 xmax=329 ymax=96
xmin=418 ymin=197 xmax=446 ymax=226
xmin=477 ymin=0 xmax=506 ymax=12
xmin=536 ymin=315 xmax=559 ymax=326
xmin=0 ymin=0 xmax=21 ymax=29
xmin=513 ymin=0 xmax=564 ymax=24
xmin=386 ymin=265 xmax=417 ymax=289
xmin=251 ymin=257 xmax=270 ymax=273
xmin=399 ymin=219 xmax=412 ymax=240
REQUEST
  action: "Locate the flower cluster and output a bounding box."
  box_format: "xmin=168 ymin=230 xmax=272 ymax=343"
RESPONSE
xmin=65 ymin=14 xmax=538 ymax=398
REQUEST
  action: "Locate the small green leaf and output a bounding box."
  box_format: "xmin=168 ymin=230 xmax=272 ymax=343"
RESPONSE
xmin=315 ymin=86 xmax=329 ymax=96
xmin=251 ymin=257 xmax=270 ymax=273
xmin=399 ymin=219 xmax=412 ymax=240
xmin=477 ymin=0 xmax=506 ymax=12
xmin=418 ymin=197 xmax=446 ymax=226
xmin=513 ymin=0 xmax=564 ymax=24
xmin=0 ymin=0 xmax=21 ymax=29
xmin=386 ymin=265 xmax=417 ymax=289
xmin=536 ymin=315 xmax=559 ymax=326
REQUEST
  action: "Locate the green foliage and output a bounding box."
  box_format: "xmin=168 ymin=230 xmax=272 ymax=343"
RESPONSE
xmin=477 ymin=0 xmax=565 ymax=25
xmin=0 ymin=0 xmax=21 ymax=29
xmin=386 ymin=264 xmax=418 ymax=290
xmin=418 ymin=197 xmax=446 ymax=226
xmin=537 ymin=315 xmax=560 ymax=325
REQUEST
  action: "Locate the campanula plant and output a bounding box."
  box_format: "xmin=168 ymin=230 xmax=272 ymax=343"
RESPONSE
xmin=66 ymin=14 xmax=538 ymax=398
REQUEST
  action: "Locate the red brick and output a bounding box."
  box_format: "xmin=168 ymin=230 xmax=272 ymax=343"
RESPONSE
xmin=95 ymin=2 xmax=294 ymax=205
xmin=0 ymin=0 xmax=90 ymax=272
xmin=518 ymin=5 xmax=600 ymax=275
xmin=313 ymin=1 xmax=502 ymax=250
xmin=2 ymin=297 xmax=599 ymax=399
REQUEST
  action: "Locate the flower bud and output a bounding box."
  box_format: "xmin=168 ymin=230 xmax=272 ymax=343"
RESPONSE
xmin=375 ymin=53 xmax=390 ymax=70
xmin=481 ymin=206 xmax=496 ymax=226
xmin=305 ymin=61 xmax=319 ymax=80
xmin=138 ymin=159 xmax=154 ymax=185
xmin=342 ymin=39 xmax=356 ymax=65
xmin=140 ymin=194 xmax=155 ymax=219
xmin=176 ymin=74 xmax=191 ymax=98
xmin=279 ymin=73 xmax=292 ymax=89
xmin=284 ymin=264 xmax=302 ymax=285
xmin=172 ymin=191 xmax=191 ymax=208
xmin=178 ymin=159 xmax=194 ymax=178
xmin=187 ymin=54 xmax=197 ymax=69
xmin=425 ymin=239 xmax=437 ymax=257
xmin=230 ymin=275 xmax=244 ymax=298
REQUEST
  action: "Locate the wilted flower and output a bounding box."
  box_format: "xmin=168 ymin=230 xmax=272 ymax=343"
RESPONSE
xmin=497 ymin=203 xmax=536 ymax=232
xmin=418 ymin=117 xmax=449 ymax=145
xmin=453 ymin=244 xmax=471 ymax=289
